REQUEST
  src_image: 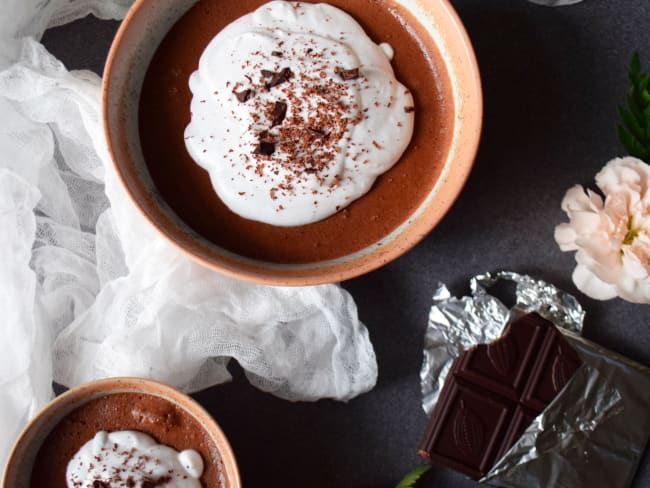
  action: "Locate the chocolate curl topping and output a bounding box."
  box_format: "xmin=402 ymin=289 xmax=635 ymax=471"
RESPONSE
xmin=235 ymin=88 xmax=255 ymax=103
xmin=142 ymin=477 xmax=172 ymax=488
xmin=271 ymin=101 xmax=287 ymax=127
xmin=253 ymin=141 xmax=275 ymax=156
xmin=336 ymin=67 xmax=360 ymax=81
xmin=262 ymin=67 xmax=293 ymax=88
xmin=307 ymin=127 xmax=328 ymax=139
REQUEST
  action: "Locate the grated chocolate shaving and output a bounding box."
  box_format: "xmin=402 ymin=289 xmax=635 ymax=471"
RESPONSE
xmin=142 ymin=476 xmax=172 ymax=488
xmin=262 ymin=67 xmax=293 ymax=88
xmin=272 ymin=101 xmax=288 ymax=127
xmin=235 ymin=88 xmax=255 ymax=103
xmin=253 ymin=141 xmax=275 ymax=156
xmin=307 ymin=127 xmax=328 ymax=138
xmin=229 ymin=48 xmax=369 ymax=193
xmin=336 ymin=67 xmax=360 ymax=81
xmin=404 ymin=106 xmax=415 ymax=113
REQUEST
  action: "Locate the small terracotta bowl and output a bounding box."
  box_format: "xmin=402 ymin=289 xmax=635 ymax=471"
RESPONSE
xmin=2 ymin=377 xmax=241 ymax=488
xmin=103 ymin=0 xmax=482 ymax=286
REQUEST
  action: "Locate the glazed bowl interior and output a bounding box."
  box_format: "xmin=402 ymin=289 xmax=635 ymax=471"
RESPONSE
xmin=2 ymin=378 xmax=241 ymax=488
xmin=103 ymin=0 xmax=482 ymax=286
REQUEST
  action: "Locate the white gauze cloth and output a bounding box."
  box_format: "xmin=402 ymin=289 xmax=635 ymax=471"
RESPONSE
xmin=0 ymin=0 xmax=378 ymax=472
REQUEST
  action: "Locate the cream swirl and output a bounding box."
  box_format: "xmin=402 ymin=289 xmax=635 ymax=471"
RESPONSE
xmin=66 ymin=430 xmax=203 ymax=487
xmin=184 ymin=1 xmax=415 ymax=226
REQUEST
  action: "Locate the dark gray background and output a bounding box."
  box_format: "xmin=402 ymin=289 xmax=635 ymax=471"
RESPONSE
xmin=42 ymin=1 xmax=650 ymax=486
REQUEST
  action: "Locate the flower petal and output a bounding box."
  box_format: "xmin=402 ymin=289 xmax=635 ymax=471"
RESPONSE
xmin=615 ymin=273 xmax=650 ymax=304
xmin=622 ymin=238 xmax=650 ymax=280
xmin=554 ymin=223 xmax=578 ymax=250
xmin=571 ymin=264 xmax=618 ymax=300
xmin=560 ymin=185 xmax=601 ymax=213
xmin=596 ymin=157 xmax=650 ymax=196
xmin=574 ymin=247 xmax=622 ymax=284
xmin=568 ymin=209 xmax=602 ymax=235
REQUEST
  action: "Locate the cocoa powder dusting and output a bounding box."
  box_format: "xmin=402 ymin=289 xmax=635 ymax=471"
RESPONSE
xmin=234 ymin=43 xmax=366 ymax=203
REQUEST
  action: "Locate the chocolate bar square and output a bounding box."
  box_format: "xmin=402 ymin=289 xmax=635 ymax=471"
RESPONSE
xmin=418 ymin=313 xmax=582 ymax=479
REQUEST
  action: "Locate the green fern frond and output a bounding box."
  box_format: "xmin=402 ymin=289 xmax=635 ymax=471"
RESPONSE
xmin=618 ymin=52 xmax=650 ymax=162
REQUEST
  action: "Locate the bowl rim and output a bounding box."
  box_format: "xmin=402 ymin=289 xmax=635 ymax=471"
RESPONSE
xmin=102 ymin=0 xmax=483 ymax=286
xmin=1 ymin=377 xmax=242 ymax=488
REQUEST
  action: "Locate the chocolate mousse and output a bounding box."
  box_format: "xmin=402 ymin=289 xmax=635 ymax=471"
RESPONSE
xmin=30 ymin=392 xmax=226 ymax=487
xmin=139 ymin=0 xmax=454 ymax=263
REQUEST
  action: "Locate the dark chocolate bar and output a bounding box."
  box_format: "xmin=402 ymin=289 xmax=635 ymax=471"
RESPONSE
xmin=418 ymin=313 xmax=582 ymax=479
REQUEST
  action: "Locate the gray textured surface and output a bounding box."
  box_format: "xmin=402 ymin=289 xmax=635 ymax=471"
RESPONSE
xmin=41 ymin=1 xmax=650 ymax=486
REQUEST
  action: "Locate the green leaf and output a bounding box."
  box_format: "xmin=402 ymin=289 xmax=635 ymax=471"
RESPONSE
xmin=644 ymin=104 xmax=650 ymax=125
xmin=634 ymin=85 xmax=647 ymax=109
xmin=618 ymin=52 xmax=650 ymax=162
xmin=639 ymin=75 xmax=650 ymax=103
xmin=395 ymin=465 xmax=432 ymax=488
xmin=628 ymin=91 xmax=645 ymax=123
xmin=619 ymin=106 xmax=646 ymax=142
xmin=618 ymin=125 xmax=648 ymax=160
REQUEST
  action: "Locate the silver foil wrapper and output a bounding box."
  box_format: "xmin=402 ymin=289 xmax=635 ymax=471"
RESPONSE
xmin=421 ymin=271 xmax=650 ymax=487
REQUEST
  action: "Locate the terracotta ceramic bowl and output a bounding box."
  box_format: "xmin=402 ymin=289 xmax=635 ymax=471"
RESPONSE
xmin=2 ymin=377 xmax=241 ymax=488
xmin=103 ymin=0 xmax=482 ymax=286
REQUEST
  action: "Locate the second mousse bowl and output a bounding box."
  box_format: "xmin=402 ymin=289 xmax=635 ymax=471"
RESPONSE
xmin=2 ymin=377 xmax=241 ymax=488
xmin=103 ymin=0 xmax=482 ymax=285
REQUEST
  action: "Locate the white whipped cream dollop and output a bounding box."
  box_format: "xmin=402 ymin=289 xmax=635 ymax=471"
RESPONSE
xmin=185 ymin=1 xmax=415 ymax=226
xmin=66 ymin=430 xmax=204 ymax=487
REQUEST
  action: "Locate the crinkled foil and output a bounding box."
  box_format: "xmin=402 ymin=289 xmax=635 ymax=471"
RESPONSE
xmin=420 ymin=271 xmax=650 ymax=488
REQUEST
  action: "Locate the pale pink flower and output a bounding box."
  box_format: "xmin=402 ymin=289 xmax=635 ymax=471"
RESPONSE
xmin=555 ymin=157 xmax=650 ymax=303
